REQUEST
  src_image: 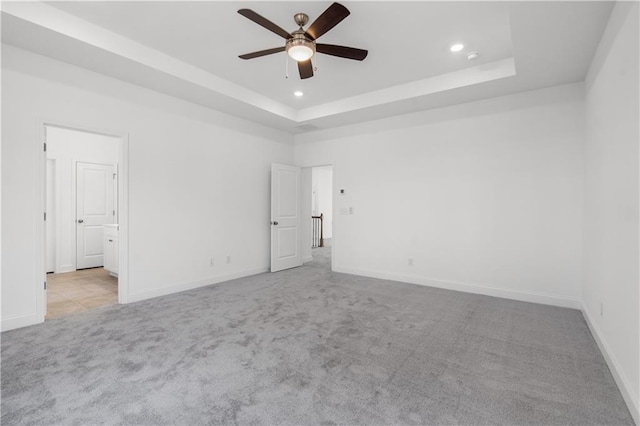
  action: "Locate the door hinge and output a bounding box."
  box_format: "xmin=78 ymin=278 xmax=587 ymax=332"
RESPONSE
xmin=113 ymin=173 xmax=117 ymax=180
xmin=44 ymin=212 xmax=47 ymax=221
xmin=44 ymin=281 xmax=47 ymax=290
xmin=113 ymin=210 xmax=116 ymax=216
xmin=43 ymin=142 xmax=47 ymax=152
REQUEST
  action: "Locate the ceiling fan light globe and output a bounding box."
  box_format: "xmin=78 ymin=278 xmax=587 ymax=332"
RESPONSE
xmin=288 ymin=45 xmax=314 ymax=61
xmin=286 ymin=34 xmax=315 ymax=62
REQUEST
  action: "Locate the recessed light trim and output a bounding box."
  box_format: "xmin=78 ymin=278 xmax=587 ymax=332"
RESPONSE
xmin=467 ymin=52 xmax=479 ymax=60
xmin=294 ymin=91 xmax=304 ymax=97
xmin=450 ymin=43 xmax=464 ymax=52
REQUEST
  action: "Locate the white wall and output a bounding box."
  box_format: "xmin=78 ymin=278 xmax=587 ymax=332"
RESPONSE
xmin=296 ymin=83 xmax=585 ymax=309
xmin=47 ymin=126 xmax=120 ymax=273
xmin=312 ymin=165 xmax=333 ymax=239
xmin=1 ymin=45 xmax=293 ymax=331
xmin=583 ymin=2 xmax=639 ymax=422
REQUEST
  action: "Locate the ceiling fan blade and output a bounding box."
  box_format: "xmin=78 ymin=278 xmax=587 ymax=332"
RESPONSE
xmin=298 ymin=59 xmax=314 ymax=79
xmin=316 ymin=44 xmax=368 ymax=61
xmin=305 ymin=2 xmax=350 ymax=40
xmin=238 ymin=9 xmax=291 ymax=39
xmin=239 ymin=47 xmax=285 ymax=60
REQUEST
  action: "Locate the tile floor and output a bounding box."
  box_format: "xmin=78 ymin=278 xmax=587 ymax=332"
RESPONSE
xmin=46 ymin=268 xmax=118 ymax=319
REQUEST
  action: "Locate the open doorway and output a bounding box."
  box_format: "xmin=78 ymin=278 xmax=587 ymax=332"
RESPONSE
xmin=44 ymin=125 xmax=121 ymax=319
xmin=302 ymin=165 xmax=333 ymax=270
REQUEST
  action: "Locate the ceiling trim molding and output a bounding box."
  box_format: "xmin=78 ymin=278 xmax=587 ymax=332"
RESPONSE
xmin=296 ymin=57 xmax=517 ymax=122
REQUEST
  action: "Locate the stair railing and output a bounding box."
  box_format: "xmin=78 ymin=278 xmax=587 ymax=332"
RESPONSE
xmin=311 ymin=213 xmax=324 ymax=248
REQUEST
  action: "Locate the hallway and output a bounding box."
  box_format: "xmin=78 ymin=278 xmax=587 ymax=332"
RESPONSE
xmin=46 ymin=268 xmax=117 ymax=319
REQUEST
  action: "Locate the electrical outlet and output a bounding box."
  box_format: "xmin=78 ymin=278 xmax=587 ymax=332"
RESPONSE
xmin=600 ymin=301 xmax=603 ymax=317
xmin=209 ymin=257 xmax=215 ymax=266
xmin=408 ymin=258 xmax=414 ymax=266
xmin=226 ymin=255 xmax=231 ymax=264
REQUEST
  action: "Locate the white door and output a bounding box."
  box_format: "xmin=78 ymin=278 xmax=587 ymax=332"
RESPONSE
xmin=76 ymin=162 xmax=116 ymax=269
xmin=271 ymin=163 xmax=302 ymax=272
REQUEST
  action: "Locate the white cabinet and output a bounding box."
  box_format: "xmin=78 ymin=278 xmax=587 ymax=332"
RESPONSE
xmin=103 ymin=224 xmax=119 ymax=277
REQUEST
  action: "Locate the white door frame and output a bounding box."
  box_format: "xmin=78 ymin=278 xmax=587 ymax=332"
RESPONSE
xmin=301 ymin=162 xmax=336 ymax=270
xmin=37 ymin=120 xmax=130 ymax=323
xmin=45 ymin=158 xmax=57 ymax=274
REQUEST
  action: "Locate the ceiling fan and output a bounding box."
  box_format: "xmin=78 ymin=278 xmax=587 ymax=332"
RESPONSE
xmin=237 ymin=2 xmax=368 ymax=80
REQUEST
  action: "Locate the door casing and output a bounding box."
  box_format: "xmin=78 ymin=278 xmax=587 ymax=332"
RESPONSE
xmin=301 ymin=163 xmax=335 ymax=267
xmin=46 ymin=158 xmax=56 ymax=273
xmin=37 ymin=121 xmax=130 ymax=323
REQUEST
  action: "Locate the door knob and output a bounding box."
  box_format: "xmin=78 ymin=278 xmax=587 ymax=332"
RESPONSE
xmin=77 ymin=219 xmax=84 ymax=223
xmin=271 ymin=221 xmax=279 ymax=225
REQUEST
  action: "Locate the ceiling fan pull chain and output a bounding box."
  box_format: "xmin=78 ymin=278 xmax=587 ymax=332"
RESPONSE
xmin=285 ymin=52 xmax=289 ymax=79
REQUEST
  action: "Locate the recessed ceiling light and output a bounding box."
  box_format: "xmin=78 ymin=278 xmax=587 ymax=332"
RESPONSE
xmin=450 ymin=43 xmax=464 ymax=52
xmin=467 ymin=52 xmax=479 ymax=60
xmin=294 ymin=91 xmax=304 ymax=97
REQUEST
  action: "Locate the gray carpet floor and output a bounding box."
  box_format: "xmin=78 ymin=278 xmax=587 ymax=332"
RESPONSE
xmin=1 ymin=247 xmax=633 ymax=425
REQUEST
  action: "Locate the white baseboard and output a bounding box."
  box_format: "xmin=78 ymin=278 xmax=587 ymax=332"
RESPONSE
xmin=56 ymin=264 xmax=75 ymax=274
xmin=1 ymin=312 xmax=43 ymax=332
xmin=127 ymin=267 xmax=269 ymax=303
xmin=333 ymin=266 xmax=582 ymax=309
xmin=582 ymin=305 xmax=639 ymax=424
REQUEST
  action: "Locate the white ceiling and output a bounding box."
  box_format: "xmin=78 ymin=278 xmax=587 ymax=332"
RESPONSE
xmin=42 ymin=1 xmax=515 ymax=108
xmin=1 ymin=1 xmax=613 ymax=134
